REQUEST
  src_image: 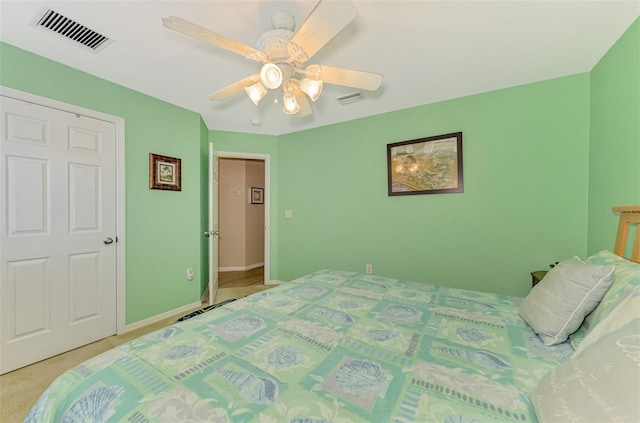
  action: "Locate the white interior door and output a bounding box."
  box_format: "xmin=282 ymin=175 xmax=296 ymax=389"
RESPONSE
xmin=0 ymin=95 xmax=117 ymax=374
xmin=208 ymin=143 xmax=219 ymax=305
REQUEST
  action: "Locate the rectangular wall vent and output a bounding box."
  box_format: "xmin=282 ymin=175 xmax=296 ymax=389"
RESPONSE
xmin=35 ymin=9 xmax=112 ymax=53
xmin=335 ymin=92 xmax=364 ymax=105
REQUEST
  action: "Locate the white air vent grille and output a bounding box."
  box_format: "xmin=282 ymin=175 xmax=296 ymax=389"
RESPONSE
xmin=335 ymin=92 xmax=364 ymax=105
xmin=35 ymin=9 xmax=111 ymax=52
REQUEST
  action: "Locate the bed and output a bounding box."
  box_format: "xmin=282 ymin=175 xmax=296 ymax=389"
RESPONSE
xmin=25 ymin=207 xmax=640 ymax=422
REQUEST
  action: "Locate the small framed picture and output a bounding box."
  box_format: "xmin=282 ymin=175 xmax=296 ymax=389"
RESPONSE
xmin=149 ymin=153 xmax=181 ymax=191
xmin=251 ymin=187 xmax=264 ymax=204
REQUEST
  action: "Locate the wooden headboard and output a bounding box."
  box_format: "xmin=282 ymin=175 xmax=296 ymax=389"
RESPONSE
xmin=612 ymin=206 xmax=640 ymax=263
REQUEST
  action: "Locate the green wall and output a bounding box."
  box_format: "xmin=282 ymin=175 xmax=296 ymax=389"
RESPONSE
xmin=199 ymin=117 xmax=210 ymax=294
xmin=588 ymin=18 xmax=640 ymax=255
xmin=1 ymin=42 xmax=204 ymax=324
xmin=276 ymin=75 xmax=591 ymax=296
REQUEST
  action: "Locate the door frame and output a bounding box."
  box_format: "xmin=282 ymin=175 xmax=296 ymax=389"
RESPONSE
xmin=0 ymin=85 xmax=127 ymax=334
xmin=216 ymin=151 xmax=271 ymax=285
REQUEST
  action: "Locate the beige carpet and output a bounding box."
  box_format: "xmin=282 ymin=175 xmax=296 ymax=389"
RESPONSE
xmin=0 ymin=284 xmax=274 ymax=423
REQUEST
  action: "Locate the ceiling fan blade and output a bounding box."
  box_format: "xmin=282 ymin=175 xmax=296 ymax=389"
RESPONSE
xmin=307 ymin=65 xmax=383 ymax=91
xmin=287 ymin=0 xmax=357 ymax=63
xmin=208 ymin=74 xmax=261 ymax=101
xmin=292 ymin=83 xmax=313 ymax=117
xmin=163 ymin=16 xmax=266 ymax=62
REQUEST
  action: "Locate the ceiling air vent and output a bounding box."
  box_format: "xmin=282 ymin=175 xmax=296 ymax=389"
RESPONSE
xmin=35 ymin=9 xmax=112 ymax=53
xmin=335 ymin=92 xmax=364 ymax=105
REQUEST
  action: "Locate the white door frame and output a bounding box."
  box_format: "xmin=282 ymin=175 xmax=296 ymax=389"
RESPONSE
xmin=208 ymin=143 xmax=218 ymax=305
xmin=0 ymin=86 xmax=127 ymax=334
xmin=216 ymin=151 xmax=271 ymax=285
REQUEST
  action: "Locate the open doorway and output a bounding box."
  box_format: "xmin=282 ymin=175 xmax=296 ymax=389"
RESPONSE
xmin=214 ymin=152 xmax=271 ymax=301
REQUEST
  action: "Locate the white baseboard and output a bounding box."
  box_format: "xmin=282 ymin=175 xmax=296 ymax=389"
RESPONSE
xmin=219 ymin=262 xmax=264 ymax=272
xmin=124 ymin=301 xmax=202 ymax=333
xmin=265 ymin=280 xmax=285 ymax=285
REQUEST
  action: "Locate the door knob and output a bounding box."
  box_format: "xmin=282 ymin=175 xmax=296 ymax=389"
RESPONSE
xmin=103 ymin=237 xmax=114 ymax=245
xmin=203 ymin=230 xmax=220 ymax=237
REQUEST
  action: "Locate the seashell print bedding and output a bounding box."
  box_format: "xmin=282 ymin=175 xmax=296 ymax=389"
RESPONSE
xmin=25 ymin=270 xmax=575 ymax=422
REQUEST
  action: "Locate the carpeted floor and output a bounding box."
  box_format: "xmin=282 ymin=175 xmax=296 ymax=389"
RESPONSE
xmin=0 ymin=283 xmax=274 ymax=423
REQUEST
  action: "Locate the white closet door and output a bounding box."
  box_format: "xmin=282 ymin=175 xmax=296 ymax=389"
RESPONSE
xmin=1 ymin=95 xmax=117 ymax=374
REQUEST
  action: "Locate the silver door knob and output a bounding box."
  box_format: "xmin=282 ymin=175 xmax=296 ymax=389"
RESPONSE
xmin=103 ymin=237 xmax=114 ymax=245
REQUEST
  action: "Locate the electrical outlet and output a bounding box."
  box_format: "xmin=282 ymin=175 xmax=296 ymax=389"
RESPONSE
xmin=186 ymin=267 xmax=194 ymax=281
xmin=365 ymin=264 xmax=373 ymax=274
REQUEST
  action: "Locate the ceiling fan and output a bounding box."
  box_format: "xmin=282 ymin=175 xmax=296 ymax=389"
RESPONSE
xmin=162 ymin=0 xmax=383 ymax=117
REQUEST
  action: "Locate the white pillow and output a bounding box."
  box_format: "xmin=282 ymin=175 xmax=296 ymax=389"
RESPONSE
xmin=570 ymin=250 xmax=640 ymax=349
xmin=518 ymin=256 xmax=614 ymax=345
xmin=575 ymin=289 xmax=640 ymax=353
xmin=531 ymin=318 xmax=640 ymax=422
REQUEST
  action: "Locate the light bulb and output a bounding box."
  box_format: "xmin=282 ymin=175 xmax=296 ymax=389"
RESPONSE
xmin=260 ymin=63 xmax=283 ymax=90
xmin=283 ymin=91 xmax=300 ymax=114
xmin=244 ymin=82 xmax=267 ymax=105
xmin=300 ymin=78 xmax=323 ymax=101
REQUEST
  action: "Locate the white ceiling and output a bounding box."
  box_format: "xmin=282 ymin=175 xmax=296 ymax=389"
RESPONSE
xmin=1 ymin=1 xmax=638 ymax=136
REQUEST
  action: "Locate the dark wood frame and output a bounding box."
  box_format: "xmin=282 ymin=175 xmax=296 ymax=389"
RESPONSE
xmin=251 ymin=187 xmax=264 ymax=204
xmin=387 ymin=132 xmax=463 ymax=196
xmin=149 ymin=153 xmax=181 ymax=191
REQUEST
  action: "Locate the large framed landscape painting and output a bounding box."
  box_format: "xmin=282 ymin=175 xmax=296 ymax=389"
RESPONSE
xmin=387 ymin=132 xmax=463 ymax=196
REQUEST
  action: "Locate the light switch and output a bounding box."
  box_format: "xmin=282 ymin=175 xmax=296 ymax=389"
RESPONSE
xmin=285 ymin=209 xmax=293 ymax=218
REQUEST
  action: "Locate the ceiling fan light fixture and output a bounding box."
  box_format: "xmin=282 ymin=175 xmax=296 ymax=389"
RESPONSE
xmin=301 ymin=78 xmax=323 ymax=101
xmin=164 ymin=1 xmax=382 ymax=118
xmin=260 ymin=63 xmax=283 ymax=90
xmin=244 ymin=82 xmax=267 ymax=105
xmin=283 ymin=91 xmax=300 ymax=114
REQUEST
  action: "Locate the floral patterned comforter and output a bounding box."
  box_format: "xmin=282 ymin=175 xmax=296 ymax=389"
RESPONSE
xmin=25 ymin=270 xmax=573 ymax=422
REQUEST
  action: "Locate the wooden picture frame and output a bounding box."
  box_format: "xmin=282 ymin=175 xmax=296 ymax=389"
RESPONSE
xmin=251 ymin=187 xmax=264 ymax=204
xmin=149 ymin=153 xmax=181 ymax=191
xmin=387 ymin=132 xmax=463 ymax=196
